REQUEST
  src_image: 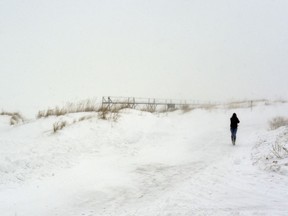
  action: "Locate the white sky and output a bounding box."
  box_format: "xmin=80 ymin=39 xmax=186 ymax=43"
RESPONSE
xmin=1 ymin=0 xmax=288 ymax=113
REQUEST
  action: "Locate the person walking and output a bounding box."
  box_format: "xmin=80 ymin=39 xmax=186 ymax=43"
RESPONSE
xmin=230 ymin=113 xmax=240 ymax=145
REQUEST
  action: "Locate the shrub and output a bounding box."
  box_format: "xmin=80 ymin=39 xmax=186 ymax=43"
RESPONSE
xmin=271 ymin=143 xmax=288 ymax=159
xmin=269 ymin=117 xmax=288 ymax=130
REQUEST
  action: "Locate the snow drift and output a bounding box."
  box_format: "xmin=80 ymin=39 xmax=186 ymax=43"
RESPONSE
xmin=0 ymin=102 xmax=288 ymax=216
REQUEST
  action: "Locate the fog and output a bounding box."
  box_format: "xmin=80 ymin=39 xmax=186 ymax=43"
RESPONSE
xmin=1 ymin=0 xmax=288 ymax=114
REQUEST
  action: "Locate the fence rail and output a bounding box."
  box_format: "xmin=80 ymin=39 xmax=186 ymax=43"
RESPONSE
xmin=100 ymin=97 xmax=276 ymax=111
xmin=101 ymin=96 xmax=218 ymax=111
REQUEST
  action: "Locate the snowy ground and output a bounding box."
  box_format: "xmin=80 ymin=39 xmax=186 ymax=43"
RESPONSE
xmin=1 ymin=102 xmax=288 ymax=216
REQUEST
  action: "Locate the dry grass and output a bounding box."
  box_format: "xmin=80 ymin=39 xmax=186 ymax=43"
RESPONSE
xmin=271 ymin=143 xmax=288 ymax=159
xmin=53 ymin=120 xmax=68 ymax=133
xmin=37 ymin=99 xmax=99 ymax=118
xmin=111 ymin=112 xmax=120 ymax=122
xmin=224 ymin=99 xmax=271 ymax=110
xmin=0 ymin=111 xmax=25 ymax=125
xmin=38 ymin=99 xmax=124 ymax=123
xmin=52 ymin=115 xmax=99 ymax=133
xmin=157 ymin=106 xmax=169 ymax=113
xmin=50 ymin=102 xmax=123 ymax=133
xmin=98 ymin=106 xmax=110 ymax=120
xmin=78 ymin=115 xmax=95 ymax=122
xmin=180 ymin=104 xmax=194 ymax=113
xmin=105 ymin=103 xmax=134 ymax=112
xmin=98 ymin=105 xmax=120 ymax=121
xmin=226 ymin=101 xmax=250 ymax=109
xmin=269 ymin=117 xmax=288 ymax=130
xmin=141 ymin=104 xmax=157 ymax=113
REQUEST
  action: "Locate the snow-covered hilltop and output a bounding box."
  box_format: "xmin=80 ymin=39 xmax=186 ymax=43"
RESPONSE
xmin=0 ymin=101 xmax=288 ymax=216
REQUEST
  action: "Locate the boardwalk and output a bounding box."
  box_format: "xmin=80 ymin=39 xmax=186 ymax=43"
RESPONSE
xmin=101 ymin=96 xmax=217 ymax=111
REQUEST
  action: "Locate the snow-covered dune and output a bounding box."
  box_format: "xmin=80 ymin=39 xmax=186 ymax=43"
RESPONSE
xmin=0 ymin=102 xmax=288 ymax=216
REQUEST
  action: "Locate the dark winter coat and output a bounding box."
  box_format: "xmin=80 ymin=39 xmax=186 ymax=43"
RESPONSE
xmin=230 ymin=113 xmax=240 ymax=129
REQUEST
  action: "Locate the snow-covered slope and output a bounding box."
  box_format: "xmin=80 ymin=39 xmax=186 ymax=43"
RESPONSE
xmin=0 ymin=103 xmax=288 ymax=216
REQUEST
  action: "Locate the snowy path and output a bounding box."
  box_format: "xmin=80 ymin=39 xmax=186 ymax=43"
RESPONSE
xmin=1 ymin=105 xmax=288 ymax=215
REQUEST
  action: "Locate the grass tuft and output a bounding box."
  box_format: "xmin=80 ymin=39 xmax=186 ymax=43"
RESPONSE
xmin=37 ymin=99 xmax=99 ymax=118
xmin=53 ymin=121 xmax=67 ymax=133
xmin=0 ymin=111 xmax=25 ymax=125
